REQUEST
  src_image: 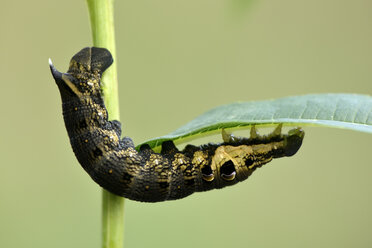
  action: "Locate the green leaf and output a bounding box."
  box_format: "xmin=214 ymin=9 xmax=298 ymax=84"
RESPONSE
xmin=138 ymin=94 xmax=372 ymax=150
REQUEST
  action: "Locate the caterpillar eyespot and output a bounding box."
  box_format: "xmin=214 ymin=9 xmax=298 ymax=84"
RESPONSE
xmin=50 ymin=47 xmax=305 ymax=202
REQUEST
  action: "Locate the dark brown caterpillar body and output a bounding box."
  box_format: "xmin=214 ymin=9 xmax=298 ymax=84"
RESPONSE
xmin=50 ymin=47 xmax=304 ymax=202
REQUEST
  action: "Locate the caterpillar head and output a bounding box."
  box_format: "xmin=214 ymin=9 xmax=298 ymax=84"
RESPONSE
xmin=283 ymin=127 xmax=305 ymax=156
xmin=50 ymin=47 xmax=113 ymax=99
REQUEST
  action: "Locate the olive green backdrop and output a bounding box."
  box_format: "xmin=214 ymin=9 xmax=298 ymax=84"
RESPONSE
xmin=0 ymin=1 xmax=371 ymax=247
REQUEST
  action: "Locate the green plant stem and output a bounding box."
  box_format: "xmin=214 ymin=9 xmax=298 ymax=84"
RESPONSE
xmin=86 ymin=0 xmax=124 ymax=248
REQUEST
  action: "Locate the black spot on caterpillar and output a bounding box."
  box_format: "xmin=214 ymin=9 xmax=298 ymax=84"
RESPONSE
xmin=50 ymin=47 xmax=305 ymax=202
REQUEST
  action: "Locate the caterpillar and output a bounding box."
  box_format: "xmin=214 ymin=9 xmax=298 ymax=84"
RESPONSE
xmin=50 ymin=47 xmax=304 ymax=202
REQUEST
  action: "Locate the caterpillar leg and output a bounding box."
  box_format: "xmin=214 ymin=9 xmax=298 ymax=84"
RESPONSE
xmin=222 ymin=129 xmax=238 ymax=143
xmin=250 ymin=124 xmax=284 ymax=140
xmin=250 ymin=125 xmax=258 ymax=139
xmin=222 ymin=124 xmax=283 ymax=143
xmin=269 ymin=123 xmax=282 ymax=137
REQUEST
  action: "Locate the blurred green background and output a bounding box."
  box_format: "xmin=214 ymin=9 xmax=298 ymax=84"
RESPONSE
xmin=0 ymin=0 xmax=371 ymax=247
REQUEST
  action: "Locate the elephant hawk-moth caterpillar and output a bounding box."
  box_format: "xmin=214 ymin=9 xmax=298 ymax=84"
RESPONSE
xmin=50 ymin=47 xmax=304 ymax=202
